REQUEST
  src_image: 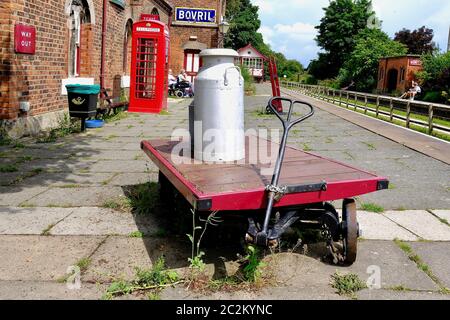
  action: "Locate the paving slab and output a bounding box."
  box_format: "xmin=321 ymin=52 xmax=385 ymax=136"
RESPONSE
xmin=0 ymin=186 xmax=48 ymax=207
xmin=0 ymin=281 xmax=106 ymax=300
xmin=383 ymin=211 xmax=450 ymax=241
xmin=16 ymin=172 xmax=114 ymax=187
xmin=357 ymin=211 xmax=418 ymax=241
xmin=83 ymin=237 xmax=190 ymax=283
xmin=50 ymin=207 xmax=158 ymax=236
xmin=357 ymin=289 xmax=450 ymax=300
xmin=88 ymin=160 xmax=157 ymax=173
xmin=0 ymin=235 xmax=105 ymax=281
xmin=108 ymin=172 xmax=158 ymax=186
xmin=0 ymin=207 xmax=73 ymax=235
xmin=430 ymin=210 xmax=450 ymax=223
xmin=21 ymin=187 xmax=126 ymax=207
xmin=322 ymin=241 xmax=439 ymax=291
xmin=409 ymin=242 xmax=450 ymax=290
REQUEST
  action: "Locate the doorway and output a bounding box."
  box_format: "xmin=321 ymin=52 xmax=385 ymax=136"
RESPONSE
xmin=387 ymin=69 xmax=398 ymax=93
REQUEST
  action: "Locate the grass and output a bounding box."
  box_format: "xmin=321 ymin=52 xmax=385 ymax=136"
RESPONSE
xmin=76 ymin=258 xmax=91 ymax=273
xmin=103 ymin=257 xmax=182 ymax=300
xmin=330 ymin=272 xmax=367 ymax=299
xmin=360 ymin=202 xmax=384 ymax=213
xmin=394 ymin=239 xmax=450 ymax=294
xmin=302 ymin=143 xmax=313 ymax=152
xmin=13 ymin=142 xmax=26 ymax=149
xmin=41 ymin=223 xmax=56 ymax=236
xmin=103 ymin=110 xmax=129 ymax=123
xmin=389 ymin=285 xmax=412 ymax=292
xmin=0 ymin=164 xmax=19 ymax=173
xmin=159 ymin=110 xmax=170 ymax=115
xmin=7 ymin=168 xmax=44 ymax=186
xmin=102 ymin=197 xmax=132 ymax=212
xmin=36 ymin=115 xmax=80 ymax=143
xmin=301 ymin=90 xmax=450 ymax=142
xmin=59 ymin=184 xmax=81 ymax=189
xmin=122 ymin=182 xmax=160 ymax=215
xmin=129 ymin=231 xmax=144 ymax=238
xmin=104 ymin=134 xmax=118 ymax=141
xmin=362 ymin=142 xmax=376 ymax=151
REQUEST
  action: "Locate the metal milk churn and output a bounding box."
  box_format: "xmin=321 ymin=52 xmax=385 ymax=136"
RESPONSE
xmin=192 ymin=49 xmax=245 ymax=162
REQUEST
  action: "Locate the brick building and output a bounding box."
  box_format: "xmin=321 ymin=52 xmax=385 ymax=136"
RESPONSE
xmin=377 ymin=55 xmax=423 ymax=94
xmin=169 ymin=0 xmax=226 ymax=82
xmin=1 ymin=0 xmax=173 ymax=137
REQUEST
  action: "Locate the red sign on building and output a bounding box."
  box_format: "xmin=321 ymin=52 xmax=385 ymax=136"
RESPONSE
xmin=410 ymin=59 xmax=422 ymax=66
xmin=140 ymin=14 xmax=160 ymax=22
xmin=14 ymin=24 xmax=36 ymax=54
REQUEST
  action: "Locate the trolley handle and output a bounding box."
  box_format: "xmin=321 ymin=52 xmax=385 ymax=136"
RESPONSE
xmin=267 ymin=97 xmax=315 ymax=131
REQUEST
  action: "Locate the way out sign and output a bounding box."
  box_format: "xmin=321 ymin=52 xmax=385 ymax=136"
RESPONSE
xmin=14 ymin=24 xmax=36 ymax=54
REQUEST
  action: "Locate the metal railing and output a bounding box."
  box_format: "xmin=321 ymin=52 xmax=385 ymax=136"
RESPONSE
xmin=281 ymin=81 xmax=450 ymax=136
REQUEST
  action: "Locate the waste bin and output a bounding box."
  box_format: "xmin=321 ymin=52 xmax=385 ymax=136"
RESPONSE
xmin=66 ymin=84 xmax=100 ymax=118
xmin=65 ymin=84 xmax=100 ymax=131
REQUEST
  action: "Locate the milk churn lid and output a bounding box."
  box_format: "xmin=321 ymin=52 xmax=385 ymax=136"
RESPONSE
xmin=200 ymin=48 xmax=239 ymax=58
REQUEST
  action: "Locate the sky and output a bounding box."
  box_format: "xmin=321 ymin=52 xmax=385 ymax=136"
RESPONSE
xmin=253 ymin=0 xmax=450 ymax=66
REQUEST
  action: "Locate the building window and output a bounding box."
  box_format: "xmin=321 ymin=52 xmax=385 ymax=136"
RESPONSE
xmin=123 ymin=19 xmax=133 ymax=74
xmin=68 ymin=0 xmax=91 ymax=77
xmin=151 ymin=7 xmax=160 ymax=19
xmin=399 ymin=67 xmax=406 ymax=83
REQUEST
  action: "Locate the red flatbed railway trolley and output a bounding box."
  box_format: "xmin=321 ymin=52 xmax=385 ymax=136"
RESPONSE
xmin=141 ymin=97 xmax=389 ymax=265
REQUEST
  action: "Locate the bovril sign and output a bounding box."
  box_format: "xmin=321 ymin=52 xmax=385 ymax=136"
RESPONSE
xmin=175 ymin=7 xmax=216 ymax=24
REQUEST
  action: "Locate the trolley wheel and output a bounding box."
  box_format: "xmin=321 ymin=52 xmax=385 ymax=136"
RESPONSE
xmin=342 ymin=199 xmax=358 ymax=265
xmin=176 ymin=91 xmax=184 ymax=98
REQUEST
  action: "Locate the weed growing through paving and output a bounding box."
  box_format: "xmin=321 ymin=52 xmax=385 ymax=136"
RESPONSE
xmin=13 ymin=142 xmax=26 ymax=149
xmin=360 ymin=202 xmax=384 ymax=213
xmin=0 ymin=164 xmax=19 ymax=173
xmin=129 ymin=231 xmax=144 ymax=238
xmin=394 ymin=239 xmax=450 ymax=294
xmin=330 ymin=272 xmax=367 ymax=299
xmin=362 ymin=142 xmax=376 ymax=151
xmin=41 ymin=223 xmax=56 ymax=236
xmin=103 ymin=256 xmax=182 ymax=300
xmin=389 ymin=285 xmax=412 ymax=292
xmin=102 ymin=110 xmax=129 ymax=123
xmin=36 ymin=115 xmax=80 ymax=143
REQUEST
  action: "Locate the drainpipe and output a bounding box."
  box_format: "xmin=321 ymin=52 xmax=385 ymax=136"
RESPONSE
xmin=100 ymin=0 xmax=107 ymax=94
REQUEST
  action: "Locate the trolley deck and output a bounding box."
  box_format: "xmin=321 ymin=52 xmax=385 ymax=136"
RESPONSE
xmin=141 ymin=137 xmax=388 ymax=212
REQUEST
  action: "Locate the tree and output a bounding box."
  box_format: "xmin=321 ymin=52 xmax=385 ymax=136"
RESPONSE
xmin=340 ymin=28 xmax=407 ymax=92
xmin=224 ymin=0 xmax=266 ymax=51
xmin=416 ymin=52 xmax=450 ymax=104
xmin=314 ymin=0 xmax=375 ymax=78
xmin=394 ymin=26 xmax=435 ymax=55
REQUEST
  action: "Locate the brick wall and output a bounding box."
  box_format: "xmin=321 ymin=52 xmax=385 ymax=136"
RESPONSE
xmin=0 ymin=0 xmax=171 ymax=123
xmin=169 ymin=0 xmax=223 ymax=74
xmin=377 ymin=56 xmax=423 ymax=93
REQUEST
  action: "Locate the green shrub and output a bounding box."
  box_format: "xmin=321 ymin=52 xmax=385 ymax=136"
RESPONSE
xmin=240 ymin=66 xmax=256 ymax=95
xmin=422 ymin=91 xmax=443 ymax=103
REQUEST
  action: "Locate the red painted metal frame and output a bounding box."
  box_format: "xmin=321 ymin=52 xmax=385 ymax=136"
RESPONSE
xmin=141 ymin=140 xmax=388 ymax=212
xmin=269 ymin=57 xmax=282 ymax=112
xmin=129 ymin=20 xmax=169 ymax=113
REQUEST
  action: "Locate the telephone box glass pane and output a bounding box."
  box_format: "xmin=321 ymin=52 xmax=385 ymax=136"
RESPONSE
xmin=135 ymin=37 xmax=158 ymax=100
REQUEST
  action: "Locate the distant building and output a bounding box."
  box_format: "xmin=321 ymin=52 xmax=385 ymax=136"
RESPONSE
xmin=377 ymin=55 xmax=423 ymax=94
xmin=237 ymin=44 xmax=267 ymax=83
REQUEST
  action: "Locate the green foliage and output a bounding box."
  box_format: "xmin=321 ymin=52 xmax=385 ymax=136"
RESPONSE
xmin=240 ymin=66 xmax=256 ymax=95
xmin=0 ymin=164 xmax=19 ymax=173
xmin=416 ymin=51 xmax=450 ymax=104
xmin=36 ymin=114 xmax=80 ymax=143
xmin=225 ymin=0 xmax=266 ymax=52
xmin=360 ymin=202 xmax=385 ymax=213
xmin=123 ymin=182 xmax=160 ymax=215
xmin=104 ymin=256 xmax=181 ymax=300
xmin=187 ymin=210 xmax=222 ymax=274
xmin=314 ymin=0 xmax=375 ymax=78
xmin=331 ymin=272 xmax=367 ymax=297
xmin=422 ymin=91 xmax=443 ymax=103
xmin=340 ymin=28 xmax=407 ymax=92
xmin=0 ymin=127 xmax=12 ymax=146
xmin=129 ymin=231 xmax=144 ymax=238
xmin=242 ymin=246 xmax=266 ymax=283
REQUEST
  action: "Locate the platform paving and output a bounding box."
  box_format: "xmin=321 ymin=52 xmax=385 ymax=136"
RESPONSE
xmin=0 ymin=84 xmax=449 ymax=300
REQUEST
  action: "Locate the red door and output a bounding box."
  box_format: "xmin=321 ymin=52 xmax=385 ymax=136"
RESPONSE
xmin=129 ymin=21 xmax=169 ymax=113
xmin=184 ymin=50 xmax=201 ymax=83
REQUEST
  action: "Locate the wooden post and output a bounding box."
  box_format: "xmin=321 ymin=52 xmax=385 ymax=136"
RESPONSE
xmin=389 ymin=99 xmax=394 ymax=122
xmin=376 ymin=96 xmax=380 ymax=118
xmin=346 ymin=92 xmax=349 ymax=108
xmin=364 ymin=95 xmax=368 ymax=114
xmin=406 ymin=101 xmax=411 ymax=128
xmin=354 ymin=93 xmax=358 ymax=111
xmin=339 ymin=91 xmax=342 ymax=106
xmin=428 ymin=104 xmax=434 ymax=135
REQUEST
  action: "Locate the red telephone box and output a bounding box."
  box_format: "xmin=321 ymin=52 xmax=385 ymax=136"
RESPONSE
xmin=129 ymin=20 xmax=169 ymax=113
